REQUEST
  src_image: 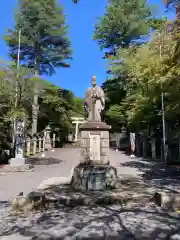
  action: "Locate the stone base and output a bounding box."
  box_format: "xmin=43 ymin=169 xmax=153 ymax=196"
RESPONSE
xmin=0 ymin=164 xmax=34 ymax=173
xmin=80 ymin=121 xmax=111 ymax=130
xmin=5 ymin=157 xmax=34 ymax=172
xmin=80 ymin=121 xmax=111 ymax=165
xmin=45 ymin=143 xmax=52 ymax=151
xmin=71 ymin=164 xmax=117 ymax=191
xmin=9 ymin=157 xmax=27 ymax=166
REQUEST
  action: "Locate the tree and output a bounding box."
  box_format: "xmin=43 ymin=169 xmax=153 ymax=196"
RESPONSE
xmin=107 ymin=25 xmax=176 ymax=134
xmin=93 ymin=0 xmax=166 ymax=132
xmin=0 ymin=64 xmax=35 ymax=123
xmin=0 ymin=63 xmax=38 ymax=156
xmin=72 ymin=97 xmax=84 ymax=117
xmin=102 ymin=77 xmax=126 ymax=131
xmin=5 ymin=0 xmax=72 ymax=134
xmin=37 ymin=84 xmax=84 ymax=140
xmin=163 ymin=0 xmax=179 ymax=7
xmin=93 ymin=0 xmax=163 ymax=55
xmin=0 ymin=60 xmax=83 ymax=155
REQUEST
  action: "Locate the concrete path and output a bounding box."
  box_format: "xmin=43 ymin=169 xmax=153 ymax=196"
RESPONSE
xmin=0 ymin=148 xmax=80 ymax=201
xmin=0 ymin=148 xmax=178 ymax=201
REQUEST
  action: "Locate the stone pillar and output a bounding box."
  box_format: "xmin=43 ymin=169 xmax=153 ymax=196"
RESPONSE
xmin=41 ymin=137 xmax=44 ymax=152
xmin=45 ymin=129 xmax=52 ymax=151
xmin=130 ymin=132 xmax=136 ymax=157
xmin=9 ymin=118 xmax=26 ymax=166
xmin=32 ymin=136 xmax=37 ymax=155
xmin=32 ymin=95 xmax=39 ymax=135
xmin=38 ymin=137 xmax=42 ymax=153
xmin=52 ymin=133 xmax=56 ymax=148
xmin=74 ymin=121 xmax=79 ymax=142
xmin=42 ymin=133 xmax=45 ymax=152
xmin=68 ymin=133 xmax=73 ymax=142
xmin=26 ymin=137 xmax=31 ymax=157
xmin=72 ymin=121 xmax=117 ymax=191
xmin=151 ymin=139 xmax=156 ymax=160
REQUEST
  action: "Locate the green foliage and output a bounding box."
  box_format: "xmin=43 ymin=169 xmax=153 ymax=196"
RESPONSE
xmin=72 ymin=97 xmax=84 ymax=117
xmin=0 ymin=62 xmax=83 ymax=143
xmin=106 ymin=24 xmax=180 ymax=132
xmin=4 ymin=0 xmax=72 ymax=75
xmin=94 ymin=0 xmax=156 ymax=51
xmin=101 ymin=78 xmax=126 ymax=130
xmin=93 ymin=0 xmax=168 ymax=132
xmin=37 ymin=83 xmax=84 ymax=132
xmin=0 ymin=64 xmax=34 ymax=124
xmin=162 ymin=0 xmax=179 ymax=7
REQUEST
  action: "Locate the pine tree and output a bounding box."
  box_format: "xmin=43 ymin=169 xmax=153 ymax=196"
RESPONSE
xmin=5 ymin=0 xmax=71 ymax=75
xmin=5 ymin=0 xmax=72 ymax=134
xmin=93 ymin=0 xmax=162 ymax=54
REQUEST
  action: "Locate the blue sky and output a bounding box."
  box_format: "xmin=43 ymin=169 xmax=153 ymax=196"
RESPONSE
xmin=0 ymin=0 xmax=174 ymax=98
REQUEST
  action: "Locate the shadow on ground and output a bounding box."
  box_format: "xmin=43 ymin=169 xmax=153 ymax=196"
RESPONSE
xmin=1 ymin=183 xmax=180 ymax=239
xmin=27 ymin=157 xmax=63 ymax=165
xmin=121 ymin=157 xmax=180 ymax=193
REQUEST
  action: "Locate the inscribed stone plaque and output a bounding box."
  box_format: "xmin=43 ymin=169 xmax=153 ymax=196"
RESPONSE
xmin=15 ymin=118 xmax=25 ymax=159
xmin=90 ymin=134 xmax=100 ymax=161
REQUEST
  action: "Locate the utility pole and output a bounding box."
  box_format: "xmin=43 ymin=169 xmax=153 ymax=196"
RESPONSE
xmin=12 ymin=29 xmax=21 ymax=156
xmin=31 ymin=41 xmax=40 ymax=136
xmin=31 ymin=87 xmax=39 ymax=135
xmin=17 ymin=30 xmax=21 ymax=69
xmin=159 ymin=31 xmax=167 ymax=165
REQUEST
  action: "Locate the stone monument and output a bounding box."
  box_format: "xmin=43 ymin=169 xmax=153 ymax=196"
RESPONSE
xmin=71 ymin=76 xmax=117 ymax=191
xmin=9 ymin=118 xmax=26 ymax=166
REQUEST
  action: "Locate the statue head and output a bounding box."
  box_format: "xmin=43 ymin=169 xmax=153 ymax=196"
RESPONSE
xmin=92 ymin=76 xmax=97 ymax=87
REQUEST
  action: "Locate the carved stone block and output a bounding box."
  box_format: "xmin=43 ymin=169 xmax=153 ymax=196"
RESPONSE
xmin=72 ymin=164 xmax=117 ymax=190
xmin=101 ymin=147 xmax=109 ymax=156
xmin=101 ymin=138 xmax=109 ymax=148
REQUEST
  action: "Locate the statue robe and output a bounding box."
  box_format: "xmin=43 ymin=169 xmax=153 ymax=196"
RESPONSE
xmin=85 ymin=86 xmax=105 ymax=121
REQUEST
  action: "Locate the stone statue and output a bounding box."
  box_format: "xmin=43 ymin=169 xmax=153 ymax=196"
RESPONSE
xmin=84 ymin=76 xmax=105 ymax=122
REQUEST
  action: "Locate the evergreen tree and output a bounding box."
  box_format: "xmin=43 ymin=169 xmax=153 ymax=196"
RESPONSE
xmin=94 ymin=0 xmax=164 ymax=54
xmin=5 ymin=0 xmax=72 ymax=75
xmin=5 ymin=0 xmax=72 ymax=134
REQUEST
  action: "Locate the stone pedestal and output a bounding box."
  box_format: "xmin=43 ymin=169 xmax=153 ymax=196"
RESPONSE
xmin=71 ymin=121 xmax=117 ymax=191
xmin=80 ymin=121 xmax=111 ymax=165
xmin=72 ymin=164 xmax=117 ymax=190
xmin=9 ymin=157 xmax=27 ymax=166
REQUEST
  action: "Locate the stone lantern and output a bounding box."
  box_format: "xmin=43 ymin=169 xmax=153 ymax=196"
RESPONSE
xmin=44 ymin=125 xmax=52 ymax=151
